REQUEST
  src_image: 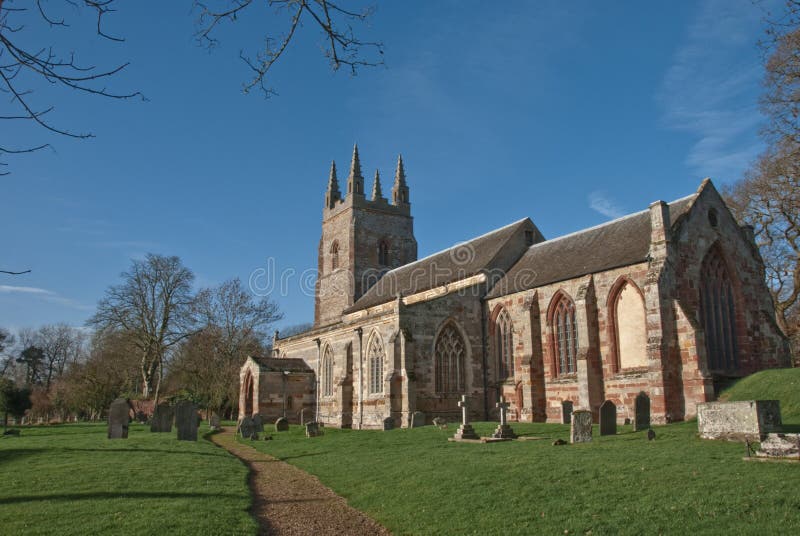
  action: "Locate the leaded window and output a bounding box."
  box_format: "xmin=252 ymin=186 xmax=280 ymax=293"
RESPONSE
xmin=378 ymin=240 xmax=390 ymax=266
xmin=495 ymin=309 xmax=514 ymax=380
xmin=553 ymin=295 xmax=577 ymax=375
xmin=701 ymin=247 xmax=739 ymax=371
xmin=435 ymin=322 xmax=466 ymax=394
xmin=330 ymin=241 xmax=339 ymax=271
xmin=322 ymin=345 xmax=334 ymax=397
xmin=368 ymin=335 xmax=384 ymax=394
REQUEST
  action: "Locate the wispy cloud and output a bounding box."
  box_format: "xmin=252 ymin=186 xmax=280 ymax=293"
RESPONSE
xmin=658 ymin=0 xmax=774 ymax=181
xmin=589 ymin=191 xmax=625 ymax=219
xmin=0 ymin=285 xmax=93 ymax=311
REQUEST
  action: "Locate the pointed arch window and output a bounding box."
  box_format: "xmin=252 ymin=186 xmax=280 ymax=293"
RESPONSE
xmin=378 ymin=240 xmax=390 ymax=266
xmin=367 ymin=335 xmax=384 ymax=394
xmin=330 ymin=241 xmax=339 ymax=271
xmin=612 ymin=281 xmax=648 ymax=370
xmin=551 ymin=294 xmax=578 ymax=375
xmin=435 ymin=322 xmax=466 ymax=394
xmin=322 ymin=345 xmax=334 ymax=397
xmin=495 ymin=308 xmax=514 ymax=380
xmin=700 ymin=247 xmax=739 ymax=371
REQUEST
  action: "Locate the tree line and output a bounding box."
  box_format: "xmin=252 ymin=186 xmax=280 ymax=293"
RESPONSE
xmin=1 ymin=254 xmax=281 ymax=425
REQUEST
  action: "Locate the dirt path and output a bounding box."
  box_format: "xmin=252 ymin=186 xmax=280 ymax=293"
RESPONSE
xmin=209 ymin=429 xmax=391 ymax=536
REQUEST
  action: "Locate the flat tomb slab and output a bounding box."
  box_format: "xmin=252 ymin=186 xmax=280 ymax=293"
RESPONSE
xmin=697 ymin=400 xmax=782 ymax=441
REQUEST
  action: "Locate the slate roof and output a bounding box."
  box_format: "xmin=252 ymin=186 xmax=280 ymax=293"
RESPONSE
xmin=253 ymin=356 xmax=313 ymax=373
xmin=345 ymin=218 xmax=533 ymax=313
xmin=485 ymin=194 xmax=697 ymax=299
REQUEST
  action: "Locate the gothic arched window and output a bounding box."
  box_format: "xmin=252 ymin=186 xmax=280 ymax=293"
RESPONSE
xmin=495 ymin=308 xmax=514 ymax=380
xmin=551 ymin=293 xmax=578 ymax=376
xmin=367 ymin=334 xmax=384 ymax=394
xmin=330 ymin=241 xmax=339 ymax=271
xmin=612 ymin=280 xmax=647 ymax=370
xmin=322 ymin=345 xmax=334 ymax=397
xmin=378 ymin=240 xmax=390 ymax=266
xmin=435 ymin=322 xmax=466 ymax=394
xmin=700 ymin=246 xmax=739 ymax=371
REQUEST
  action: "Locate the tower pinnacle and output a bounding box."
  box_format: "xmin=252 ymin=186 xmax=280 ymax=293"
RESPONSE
xmin=325 ymin=160 xmax=341 ymax=209
xmin=392 ymin=154 xmax=409 ymax=206
xmin=347 ymin=144 xmax=364 ymax=196
xmin=372 ymin=169 xmax=384 ymax=201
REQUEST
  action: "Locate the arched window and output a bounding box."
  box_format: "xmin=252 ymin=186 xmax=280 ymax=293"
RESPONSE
xmin=435 ymin=322 xmax=466 ymax=394
xmin=495 ymin=308 xmax=514 ymax=380
xmin=551 ymin=293 xmax=577 ymax=375
xmin=612 ymin=281 xmax=647 ymax=370
xmin=330 ymin=241 xmax=339 ymax=271
xmin=700 ymin=246 xmax=739 ymax=371
xmin=378 ymin=240 xmax=390 ymax=266
xmin=367 ymin=334 xmax=384 ymax=394
xmin=322 ymin=345 xmax=334 ymax=397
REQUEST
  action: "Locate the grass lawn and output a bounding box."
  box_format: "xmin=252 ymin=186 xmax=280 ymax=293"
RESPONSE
xmin=0 ymin=423 xmax=256 ymax=536
xmin=720 ymin=367 xmax=800 ymax=423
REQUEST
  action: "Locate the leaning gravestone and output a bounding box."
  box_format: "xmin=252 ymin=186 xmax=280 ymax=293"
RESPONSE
xmin=383 ymin=417 xmax=395 ymax=431
xmin=108 ymin=398 xmax=130 ymax=439
xmin=150 ymin=404 xmax=173 ymax=433
xmin=411 ymin=411 xmax=426 ymax=428
xmin=175 ymin=401 xmax=199 ymax=441
xmin=305 ymin=421 xmax=323 ymax=437
xmin=571 ymin=410 xmax=593 ymax=444
xmin=599 ymin=400 xmax=617 ymax=436
xmin=252 ymin=414 xmax=264 ymax=433
xmin=239 ymin=416 xmax=255 ymax=439
xmin=562 ymin=400 xmax=574 ymax=424
xmin=634 ymin=392 xmax=651 ymax=432
xmin=275 ymin=417 xmax=289 ymax=432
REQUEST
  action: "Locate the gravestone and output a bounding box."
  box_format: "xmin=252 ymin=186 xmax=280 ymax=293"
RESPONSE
xmin=210 ymin=414 xmax=221 ymax=431
xmin=305 ymin=421 xmax=323 ymax=437
xmin=175 ymin=401 xmax=199 ymax=441
xmin=275 ymin=417 xmax=289 ymax=432
xmin=252 ymin=414 xmax=264 ymax=433
xmin=239 ymin=416 xmax=255 ymax=439
xmin=411 ymin=411 xmax=426 ymax=428
xmin=300 ymin=408 xmax=306 ymax=426
xmin=150 ymin=404 xmax=173 ymax=433
xmin=570 ymin=410 xmax=593 ymax=444
xmin=383 ymin=417 xmax=395 ymax=431
xmin=599 ymin=400 xmax=617 ymax=436
xmin=491 ymin=396 xmax=517 ymax=439
xmin=756 ymin=433 xmax=800 ymax=459
xmin=453 ymin=395 xmax=479 ymax=440
xmin=433 ymin=416 xmax=447 ymax=429
xmin=562 ymin=401 xmax=574 ymax=424
xmin=634 ymin=392 xmax=650 ymax=432
xmin=108 ymin=398 xmax=130 ymax=439
xmin=697 ymin=400 xmax=782 ymax=441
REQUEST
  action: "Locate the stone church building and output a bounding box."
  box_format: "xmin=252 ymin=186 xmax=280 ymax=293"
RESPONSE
xmin=239 ymin=147 xmax=789 ymax=428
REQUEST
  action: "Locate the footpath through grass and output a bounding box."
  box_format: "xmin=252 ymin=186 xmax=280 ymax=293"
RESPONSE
xmin=0 ymin=423 xmax=255 ymax=536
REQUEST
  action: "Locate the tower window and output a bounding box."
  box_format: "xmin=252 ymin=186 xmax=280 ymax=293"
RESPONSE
xmin=330 ymin=241 xmax=339 ymax=271
xmin=378 ymin=240 xmax=390 ymax=266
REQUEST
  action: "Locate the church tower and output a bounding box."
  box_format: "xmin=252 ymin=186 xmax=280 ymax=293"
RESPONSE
xmin=315 ymin=146 xmax=417 ymax=326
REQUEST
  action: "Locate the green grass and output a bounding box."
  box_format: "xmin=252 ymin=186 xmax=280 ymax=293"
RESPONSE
xmin=719 ymin=367 xmax=800 ymax=422
xmin=0 ymin=423 xmax=256 ymax=536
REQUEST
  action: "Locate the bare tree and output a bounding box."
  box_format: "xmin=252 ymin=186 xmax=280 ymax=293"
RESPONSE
xmin=88 ymin=254 xmax=197 ymax=401
xmin=0 ymin=0 xmax=141 ymax=174
xmin=194 ymin=0 xmax=384 ymax=96
xmin=36 ymin=324 xmax=86 ymax=389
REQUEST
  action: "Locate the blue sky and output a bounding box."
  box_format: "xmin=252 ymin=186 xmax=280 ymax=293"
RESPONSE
xmin=1 ymin=0 xmax=777 ymax=334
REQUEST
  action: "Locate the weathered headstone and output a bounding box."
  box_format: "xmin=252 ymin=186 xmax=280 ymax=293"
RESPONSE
xmin=634 ymin=392 xmax=650 ymax=432
xmin=175 ymin=401 xmax=199 ymax=441
xmin=562 ymin=400 xmax=574 ymax=425
xmin=382 ymin=417 xmax=395 ymax=431
xmin=150 ymin=404 xmax=173 ymax=433
xmin=491 ymin=396 xmax=517 ymax=439
xmin=570 ymin=410 xmax=593 ymax=444
xmin=275 ymin=417 xmax=289 ymax=432
xmin=210 ymin=414 xmax=221 ymax=431
xmin=305 ymin=421 xmax=323 ymax=437
xmin=453 ymin=395 xmax=479 ymax=440
xmin=252 ymin=413 xmax=264 ymax=433
xmin=239 ymin=416 xmax=255 ymax=438
xmin=599 ymin=400 xmax=617 ymax=436
xmin=108 ymin=398 xmax=130 ymax=439
xmin=411 ymin=411 xmax=426 ymax=428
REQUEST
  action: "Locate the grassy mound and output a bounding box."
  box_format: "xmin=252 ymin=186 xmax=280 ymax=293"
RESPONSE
xmin=0 ymin=423 xmax=255 ymax=536
xmin=718 ymin=367 xmax=800 ymax=422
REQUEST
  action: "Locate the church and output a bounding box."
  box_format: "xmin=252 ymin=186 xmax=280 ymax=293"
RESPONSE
xmin=239 ymin=146 xmax=789 ymax=429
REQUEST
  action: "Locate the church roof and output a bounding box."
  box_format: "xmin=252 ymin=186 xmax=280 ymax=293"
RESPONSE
xmin=252 ymin=356 xmax=313 ymax=373
xmin=485 ymin=194 xmax=697 ymax=299
xmin=345 ymin=218 xmax=535 ymax=312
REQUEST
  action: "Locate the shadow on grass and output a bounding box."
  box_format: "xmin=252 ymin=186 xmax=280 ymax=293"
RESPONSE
xmin=59 ymin=447 xmax=230 ymax=458
xmin=277 ymin=451 xmax=328 ymax=461
xmin=0 ymin=491 xmax=243 ymax=505
xmin=782 ymin=424 xmax=800 ymax=433
xmin=0 ymin=448 xmax=48 ymax=466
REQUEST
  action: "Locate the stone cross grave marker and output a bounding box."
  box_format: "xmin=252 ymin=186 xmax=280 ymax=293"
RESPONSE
xmin=150 ymin=403 xmax=173 ymax=433
xmin=599 ymin=400 xmax=617 ymax=436
xmin=175 ymin=401 xmax=199 ymax=441
xmin=571 ymin=409 xmax=593 ymax=444
xmin=491 ymin=396 xmax=517 ymax=439
xmin=108 ymin=398 xmax=130 ymax=439
xmin=634 ymin=392 xmax=651 ymax=432
xmin=453 ymin=395 xmax=479 ymax=440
